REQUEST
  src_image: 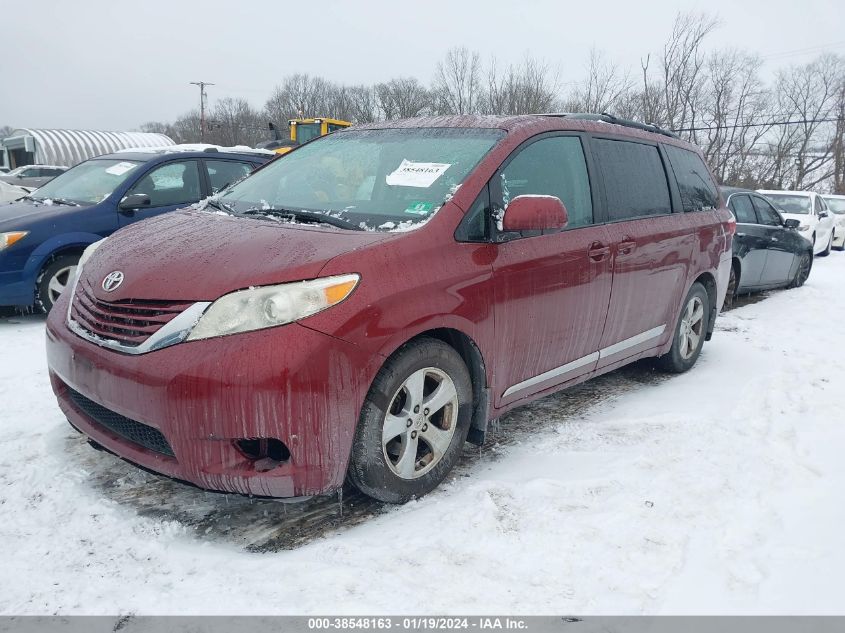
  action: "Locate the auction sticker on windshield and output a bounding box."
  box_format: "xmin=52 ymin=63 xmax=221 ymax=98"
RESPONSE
xmin=105 ymin=162 xmax=137 ymax=176
xmin=386 ymin=159 xmax=451 ymax=188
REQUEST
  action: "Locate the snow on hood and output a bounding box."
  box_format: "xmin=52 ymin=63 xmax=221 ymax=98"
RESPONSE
xmin=81 ymin=209 xmax=392 ymax=302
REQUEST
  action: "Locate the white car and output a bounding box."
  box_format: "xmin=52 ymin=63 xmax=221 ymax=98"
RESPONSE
xmin=822 ymin=194 xmax=845 ymax=250
xmin=758 ymin=189 xmax=837 ymax=256
xmin=0 ymin=180 xmax=28 ymax=204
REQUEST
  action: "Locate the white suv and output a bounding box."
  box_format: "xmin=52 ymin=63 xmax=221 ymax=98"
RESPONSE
xmin=758 ymin=190 xmax=836 ymax=256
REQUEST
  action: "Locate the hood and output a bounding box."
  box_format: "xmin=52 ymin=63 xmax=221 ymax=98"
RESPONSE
xmin=0 ymin=198 xmax=93 ymax=228
xmin=81 ymin=209 xmax=393 ymax=302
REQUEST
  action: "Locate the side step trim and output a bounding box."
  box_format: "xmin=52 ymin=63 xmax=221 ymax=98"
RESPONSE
xmin=501 ymin=325 xmax=667 ymax=399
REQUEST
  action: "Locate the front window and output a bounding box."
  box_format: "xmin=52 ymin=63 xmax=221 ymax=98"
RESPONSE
xmin=218 ymin=127 xmax=504 ymax=231
xmin=28 ymin=159 xmax=142 ymax=205
xmin=822 ymin=197 xmax=845 ymax=214
xmin=295 ymin=123 xmax=322 ymax=144
xmin=764 ymin=193 xmax=811 ymax=214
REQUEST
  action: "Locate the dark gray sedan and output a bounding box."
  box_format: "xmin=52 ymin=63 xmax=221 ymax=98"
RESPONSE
xmin=721 ymin=186 xmax=814 ymax=306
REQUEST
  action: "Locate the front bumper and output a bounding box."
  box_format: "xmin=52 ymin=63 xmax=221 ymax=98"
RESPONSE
xmin=0 ymin=269 xmax=34 ymax=307
xmin=46 ymin=292 xmax=380 ymax=498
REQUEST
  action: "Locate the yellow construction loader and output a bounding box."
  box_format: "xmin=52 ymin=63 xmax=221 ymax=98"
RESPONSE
xmin=258 ymin=118 xmax=352 ymax=155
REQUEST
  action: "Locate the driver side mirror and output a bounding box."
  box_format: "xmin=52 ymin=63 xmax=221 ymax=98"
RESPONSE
xmin=502 ymin=195 xmax=569 ymax=232
xmin=819 ymin=210 xmax=829 ymax=219
xmin=119 ymin=193 xmax=151 ymax=211
xmin=784 ymin=218 xmax=801 ymax=229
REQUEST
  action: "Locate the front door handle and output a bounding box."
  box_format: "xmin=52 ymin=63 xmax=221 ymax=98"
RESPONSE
xmin=736 ymin=232 xmax=746 ymax=238
xmin=588 ymin=242 xmax=611 ymax=262
xmin=771 ymin=236 xmax=779 ymax=242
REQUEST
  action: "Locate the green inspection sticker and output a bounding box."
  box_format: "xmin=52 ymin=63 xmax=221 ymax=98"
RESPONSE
xmin=404 ymin=201 xmax=434 ymax=215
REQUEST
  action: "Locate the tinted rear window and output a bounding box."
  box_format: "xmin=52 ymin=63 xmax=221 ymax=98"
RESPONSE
xmin=665 ymin=145 xmax=718 ymax=212
xmin=594 ymin=139 xmax=671 ymax=220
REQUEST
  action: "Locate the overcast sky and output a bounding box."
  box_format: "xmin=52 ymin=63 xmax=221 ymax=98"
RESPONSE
xmin=2 ymin=0 xmax=844 ymax=132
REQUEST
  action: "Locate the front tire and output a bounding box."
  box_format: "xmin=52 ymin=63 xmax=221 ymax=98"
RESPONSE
xmin=788 ymin=251 xmax=812 ymax=288
xmin=37 ymin=255 xmax=79 ymax=314
xmin=348 ymin=337 xmax=473 ymax=504
xmin=657 ymin=282 xmax=710 ymax=374
xmin=819 ymin=232 xmax=832 ymax=257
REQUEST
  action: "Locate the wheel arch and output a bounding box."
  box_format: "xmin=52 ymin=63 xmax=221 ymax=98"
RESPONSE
xmin=394 ymin=327 xmax=491 ymax=447
xmin=692 ymin=271 xmax=718 ymax=341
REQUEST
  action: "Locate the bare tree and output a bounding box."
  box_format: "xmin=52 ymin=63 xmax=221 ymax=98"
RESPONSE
xmin=432 ymin=47 xmax=482 ymax=115
xmin=563 ymin=49 xmax=632 ymax=114
xmin=0 ymin=125 xmax=14 ymax=140
xmin=698 ymin=50 xmax=772 ymax=185
xmin=483 ymin=55 xmax=560 ymax=115
xmin=347 ymin=85 xmax=380 ymax=123
xmin=264 ymin=74 xmax=335 ymax=123
xmin=376 ymin=77 xmax=431 ymax=120
xmin=208 ymin=97 xmax=264 ymax=146
xmin=759 ymin=54 xmax=843 ymax=189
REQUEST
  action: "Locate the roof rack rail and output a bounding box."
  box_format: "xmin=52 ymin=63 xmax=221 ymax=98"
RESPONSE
xmin=535 ymin=112 xmax=679 ymax=139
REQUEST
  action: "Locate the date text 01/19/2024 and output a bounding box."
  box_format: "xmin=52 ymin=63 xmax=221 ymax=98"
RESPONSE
xmin=307 ymin=618 xmax=529 ymax=630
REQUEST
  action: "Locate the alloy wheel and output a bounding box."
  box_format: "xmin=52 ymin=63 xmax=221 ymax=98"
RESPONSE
xmin=47 ymin=265 xmax=77 ymax=304
xmin=678 ymin=296 xmax=705 ymax=360
xmin=382 ymin=367 xmax=458 ymax=480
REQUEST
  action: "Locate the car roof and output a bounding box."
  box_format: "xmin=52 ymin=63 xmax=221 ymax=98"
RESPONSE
xmin=757 ymin=189 xmax=813 ymax=197
xmin=351 ymin=113 xmax=699 ymax=150
xmin=91 ymin=149 xmax=272 ymax=163
xmin=822 ymin=193 xmax=845 ymax=199
xmin=719 ymin=186 xmax=757 ymax=197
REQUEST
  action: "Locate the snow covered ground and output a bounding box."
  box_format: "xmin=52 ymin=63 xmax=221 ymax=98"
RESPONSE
xmin=1 ymin=255 xmax=844 ymax=615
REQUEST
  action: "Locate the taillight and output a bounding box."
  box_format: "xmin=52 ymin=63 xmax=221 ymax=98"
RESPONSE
xmin=725 ymin=216 xmax=737 ymax=235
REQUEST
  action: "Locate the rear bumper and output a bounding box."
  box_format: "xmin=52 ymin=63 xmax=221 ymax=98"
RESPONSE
xmin=46 ymin=292 xmax=381 ymax=498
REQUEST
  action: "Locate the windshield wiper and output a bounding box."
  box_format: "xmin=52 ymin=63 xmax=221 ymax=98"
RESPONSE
xmin=24 ymin=195 xmax=79 ymax=206
xmin=241 ymin=207 xmax=363 ymax=231
xmin=204 ymin=198 xmax=236 ymax=214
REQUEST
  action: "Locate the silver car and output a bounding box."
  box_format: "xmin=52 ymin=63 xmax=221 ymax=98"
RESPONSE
xmin=0 ymin=165 xmax=67 ymax=189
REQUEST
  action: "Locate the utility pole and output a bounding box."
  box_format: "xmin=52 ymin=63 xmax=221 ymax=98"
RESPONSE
xmin=189 ymin=81 xmax=214 ymax=141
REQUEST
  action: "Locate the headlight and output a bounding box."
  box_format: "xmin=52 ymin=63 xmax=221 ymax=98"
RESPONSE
xmin=0 ymin=231 xmax=29 ymax=251
xmin=187 ymin=274 xmax=360 ymax=341
xmin=797 ymin=225 xmax=810 ymax=232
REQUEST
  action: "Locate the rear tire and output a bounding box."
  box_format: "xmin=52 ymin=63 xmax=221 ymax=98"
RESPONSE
xmin=348 ymin=337 xmax=473 ymax=504
xmin=36 ymin=255 xmax=79 ymax=314
xmin=657 ymin=283 xmax=710 ymax=374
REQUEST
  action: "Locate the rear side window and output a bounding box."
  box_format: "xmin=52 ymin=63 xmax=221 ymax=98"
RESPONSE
xmin=729 ymin=194 xmax=756 ymax=224
xmin=594 ymin=139 xmax=671 ymax=220
xmin=664 ymin=145 xmax=718 ymax=212
xmin=495 ymin=135 xmax=593 ymax=229
xmin=206 ymin=160 xmax=253 ymax=194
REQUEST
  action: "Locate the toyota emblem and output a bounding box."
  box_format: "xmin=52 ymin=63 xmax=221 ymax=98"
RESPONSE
xmin=102 ymin=271 xmax=125 ymax=292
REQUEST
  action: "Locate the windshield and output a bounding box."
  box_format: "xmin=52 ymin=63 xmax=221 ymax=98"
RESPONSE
xmin=822 ymin=196 xmax=845 ymax=213
xmin=295 ymin=122 xmax=322 ymax=144
xmin=218 ymin=127 xmax=504 ymax=231
xmin=764 ymin=193 xmax=811 ymax=214
xmin=31 ymin=159 xmax=142 ymax=205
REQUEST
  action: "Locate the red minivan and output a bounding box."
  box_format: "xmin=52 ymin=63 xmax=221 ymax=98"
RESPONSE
xmin=46 ymin=114 xmax=734 ymax=503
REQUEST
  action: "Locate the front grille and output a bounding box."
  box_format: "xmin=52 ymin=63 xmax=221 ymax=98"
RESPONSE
xmin=67 ymin=387 xmax=175 ymax=457
xmin=70 ymin=279 xmax=193 ymax=348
